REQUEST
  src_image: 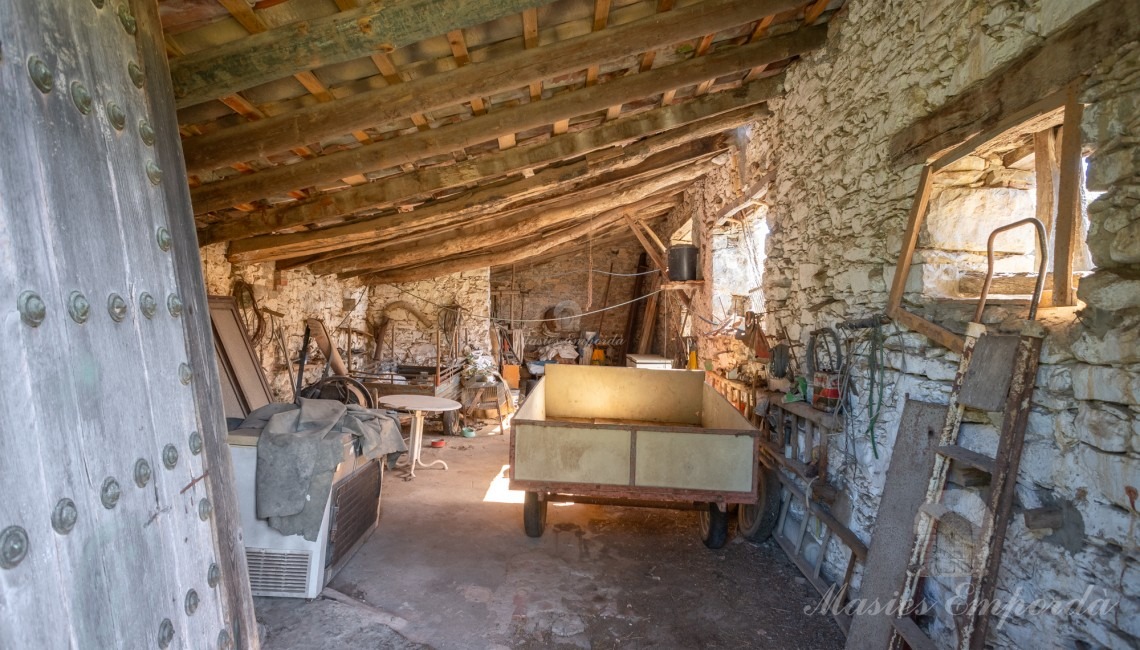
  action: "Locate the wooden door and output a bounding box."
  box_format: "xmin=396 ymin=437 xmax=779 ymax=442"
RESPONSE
xmin=0 ymin=1 xmax=257 ymax=647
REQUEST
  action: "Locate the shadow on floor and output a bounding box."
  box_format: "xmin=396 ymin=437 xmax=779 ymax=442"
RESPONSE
xmin=255 ymin=433 xmax=846 ymax=650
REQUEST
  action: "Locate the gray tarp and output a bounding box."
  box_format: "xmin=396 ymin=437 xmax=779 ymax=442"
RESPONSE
xmin=241 ymin=398 xmax=406 ymax=540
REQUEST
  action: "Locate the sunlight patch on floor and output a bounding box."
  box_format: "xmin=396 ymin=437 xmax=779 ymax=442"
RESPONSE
xmin=483 ymin=464 xmax=525 ymax=503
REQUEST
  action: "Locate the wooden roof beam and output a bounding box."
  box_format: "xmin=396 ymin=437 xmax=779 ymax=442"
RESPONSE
xmin=303 ymin=148 xmax=719 ymax=270
xmin=359 ymin=196 xmax=681 ymax=284
xmin=181 ymin=0 xmax=807 ymax=176
xmin=190 ymin=26 xmax=821 ymax=210
xmin=323 ymin=170 xmax=702 ymax=277
xmin=335 ymin=0 xmax=430 ymax=131
xmin=232 ymin=138 xmax=724 ymax=265
xmin=198 ymin=91 xmax=772 ymax=244
xmin=170 ymin=0 xmax=560 ymax=108
xmin=890 ymin=0 xmax=1139 ymax=167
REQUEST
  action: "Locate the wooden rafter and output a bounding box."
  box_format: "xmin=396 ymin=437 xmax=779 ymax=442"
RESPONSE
xmin=190 ymin=27 xmax=819 ymax=210
xmin=803 ymin=0 xmax=830 ymax=25
xmin=170 ymin=0 xmax=560 ymax=107
xmin=231 ymin=139 xmax=722 ymax=265
xmin=361 ymin=195 xmax=682 ymax=285
xmin=181 ymin=0 xmax=803 ymax=176
xmin=522 ymin=8 xmax=542 ymax=101
xmin=322 ymin=168 xmax=702 ymax=277
xmin=199 ymin=98 xmax=769 ymax=245
xmin=335 ymin=0 xmax=430 ymax=132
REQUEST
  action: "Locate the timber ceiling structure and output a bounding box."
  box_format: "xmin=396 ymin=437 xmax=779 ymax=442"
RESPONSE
xmin=161 ymin=0 xmax=841 ymax=283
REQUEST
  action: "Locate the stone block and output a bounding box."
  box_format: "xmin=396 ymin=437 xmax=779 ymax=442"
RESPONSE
xmin=924 ymin=187 xmax=1037 ymax=253
xmin=1071 ymin=322 xmax=1140 ymax=366
xmin=1086 ymin=148 xmax=1137 ymax=192
xmin=1075 ymin=444 xmax=1140 ymax=510
xmin=1076 ymin=270 xmax=1140 ymax=312
xmin=1075 ymin=401 xmax=1132 ymax=453
xmin=1070 ymin=364 xmax=1140 ymax=405
xmin=1109 ymin=217 xmax=1140 ymax=264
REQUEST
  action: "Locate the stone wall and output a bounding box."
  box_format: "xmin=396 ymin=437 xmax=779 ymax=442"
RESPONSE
xmin=365 ymin=270 xmax=491 ymax=368
xmin=663 ymin=0 xmax=1138 ymax=647
xmin=648 ymin=125 xmax=776 ymax=372
xmin=201 ymin=243 xmax=490 ymax=401
xmin=489 ymin=242 xmax=643 ymax=362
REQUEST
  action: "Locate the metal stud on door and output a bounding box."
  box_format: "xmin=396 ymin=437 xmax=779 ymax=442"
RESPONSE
xmin=0 ymin=0 xmax=256 ymax=647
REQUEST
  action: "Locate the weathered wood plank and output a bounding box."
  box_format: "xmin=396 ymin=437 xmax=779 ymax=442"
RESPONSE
xmin=198 ymin=95 xmax=771 ymax=239
xmin=1034 ymin=127 xmax=1059 ymax=263
xmin=170 ymin=0 xmax=560 ymax=108
xmin=1053 ymin=85 xmax=1084 ymax=307
xmin=0 ymin=0 xmax=255 ymax=648
xmin=363 ymin=196 xmax=679 ymax=284
xmin=227 ymin=137 xmax=723 ymax=263
xmin=887 ymin=165 xmax=933 ymax=313
xmin=312 ymin=164 xmax=711 ymax=276
xmin=625 ymin=214 xmax=669 ymax=272
xmin=188 ymin=27 xmax=819 ymax=210
xmin=140 ymin=0 xmax=261 ymax=646
xmin=890 ymin=0 xmax=1140 ymax=167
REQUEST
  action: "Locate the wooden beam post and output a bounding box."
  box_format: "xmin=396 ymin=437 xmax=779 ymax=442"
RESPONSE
xmin=624 ymin=213 xmax=668 ymax=272
xmin=1033 ymin=126 xmax=1059 ymax=266
xmin=1053 ymin=84 xmax=1084 ymax=307
xmin=886 ymin=165 xmax=934 ymax=315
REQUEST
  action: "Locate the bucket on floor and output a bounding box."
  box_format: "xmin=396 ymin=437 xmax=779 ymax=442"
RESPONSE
xmin=667 ymin=245 xmax=698 ymax=281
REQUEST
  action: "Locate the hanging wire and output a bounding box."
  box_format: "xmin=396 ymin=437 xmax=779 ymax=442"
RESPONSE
xmin=390 ymin=286 xmax=664 ymax=324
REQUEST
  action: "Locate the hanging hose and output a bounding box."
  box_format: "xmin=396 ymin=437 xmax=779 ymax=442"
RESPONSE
xmin=865 ymin=324 xmax=885 ymax=459
xmin=231 ymin=279 xmax=265 ymax=346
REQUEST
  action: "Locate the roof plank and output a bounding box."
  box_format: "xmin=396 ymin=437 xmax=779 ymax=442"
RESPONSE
xmin=199 ymin=95 xmax=771 ymax=243
xmin=229 ymin=137 xmax=724 ymax=264
xmin=360 ymin=195 xmax=680 ymax=284
xmin=181 ymin=0 xmax=804 ymax=175
xmin=189 ymin=27 xmax=820 ymax=209
xmin=170 ymin=0 xmax=560 ymax=107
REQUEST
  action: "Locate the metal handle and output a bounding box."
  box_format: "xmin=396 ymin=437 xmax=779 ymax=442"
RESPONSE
xmin=974 ymin=217 xmax=1049 ymax=323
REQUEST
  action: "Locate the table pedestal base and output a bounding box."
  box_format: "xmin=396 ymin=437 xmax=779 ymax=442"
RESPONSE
xmin=404 ymin=411 xmax=449 ymax=478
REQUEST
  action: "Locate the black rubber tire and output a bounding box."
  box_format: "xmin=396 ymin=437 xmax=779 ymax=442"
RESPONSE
xmin=698 ymin=503 xmax=730 ymax=549
xmin=523 ymin=491 xmax=547 ymax=538
xmin=738 ymin=465 xmax=782 ymax=542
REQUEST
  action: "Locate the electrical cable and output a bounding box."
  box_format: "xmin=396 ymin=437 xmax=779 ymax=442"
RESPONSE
xmin=391 ymin=286 xmax=664 ymax=324
xmin=231 ymin=279 xmax=265 ymax=345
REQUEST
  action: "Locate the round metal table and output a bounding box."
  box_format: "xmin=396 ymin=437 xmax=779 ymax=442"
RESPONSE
xmin=379 ymin=395 xmax=462 ymax=478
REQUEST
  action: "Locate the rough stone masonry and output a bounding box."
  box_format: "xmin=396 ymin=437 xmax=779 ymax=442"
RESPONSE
xmin=652 ymin=0 xmax=1138 ymax=647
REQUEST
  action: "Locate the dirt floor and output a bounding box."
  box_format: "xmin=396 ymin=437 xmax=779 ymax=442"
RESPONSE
xmin=254 ymin=428 xmax=846 ymax=650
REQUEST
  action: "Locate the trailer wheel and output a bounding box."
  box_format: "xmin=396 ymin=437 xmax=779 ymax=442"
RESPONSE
xmin=698 ymin=503 xmax=729 ymax=549
xmin=738 ymin=465 xmax=781 ymax=542
xmin=523 ymin=491 xmax=547 ymax=538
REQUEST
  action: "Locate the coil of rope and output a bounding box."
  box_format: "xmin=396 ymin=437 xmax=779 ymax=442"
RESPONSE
xmin=231 ymin=279 xmax=265 ymax=346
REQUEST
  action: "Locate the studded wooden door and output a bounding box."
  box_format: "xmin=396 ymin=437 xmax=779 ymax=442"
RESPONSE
xmin=0 ymin=1 xmax=257 ymax=648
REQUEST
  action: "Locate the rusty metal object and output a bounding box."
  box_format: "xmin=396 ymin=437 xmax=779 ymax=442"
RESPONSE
xmin=974 ymin=217 xmax=1048 ymax=323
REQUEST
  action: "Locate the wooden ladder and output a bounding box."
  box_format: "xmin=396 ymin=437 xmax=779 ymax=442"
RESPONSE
xmin=889 ymin=319 xmax=1046 ymax=650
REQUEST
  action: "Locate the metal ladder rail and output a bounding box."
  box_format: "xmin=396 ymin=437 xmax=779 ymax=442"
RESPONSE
xmin=959 ymin=324 xmax=1045 ymax=650
xmin=892 ymin=322 xmax=986 ymax=649
xmin=890 ymin=218 xmax=1049 ymax=650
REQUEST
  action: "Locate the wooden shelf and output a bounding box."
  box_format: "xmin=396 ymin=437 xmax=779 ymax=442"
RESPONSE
xmin=662 ymin=280 xmax=704 ymax=291
xmin=762 ymin=390 xmax=843 ymax=430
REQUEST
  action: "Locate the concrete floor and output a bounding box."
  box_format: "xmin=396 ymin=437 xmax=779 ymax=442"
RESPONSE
xmin=255 ymin=431 xmax=846 ymax=650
